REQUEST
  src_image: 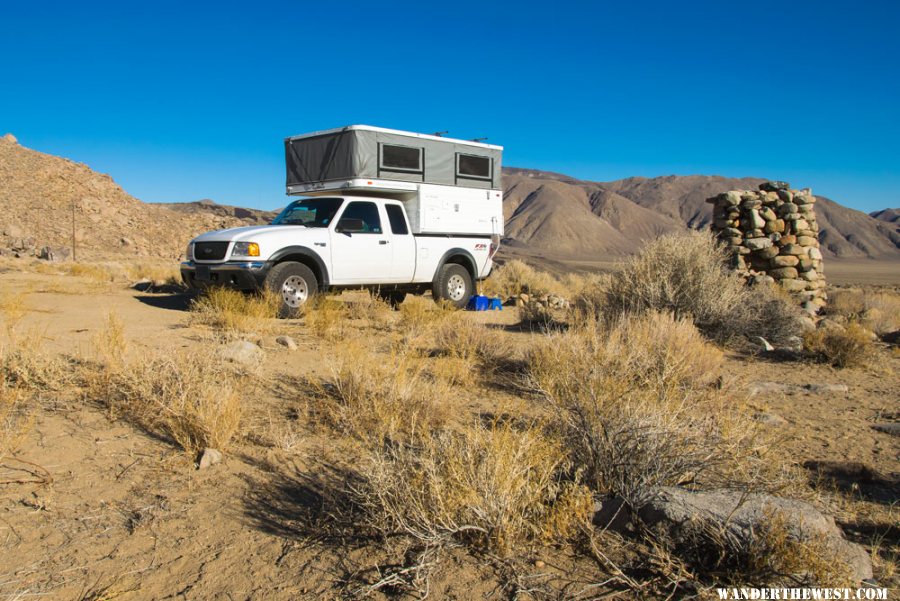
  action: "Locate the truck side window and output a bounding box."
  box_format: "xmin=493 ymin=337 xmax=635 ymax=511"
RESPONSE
xmin=340 ymin=201 xmax=382 ymax=234
xmin=385 ymin=205 xmax=409 ymax=235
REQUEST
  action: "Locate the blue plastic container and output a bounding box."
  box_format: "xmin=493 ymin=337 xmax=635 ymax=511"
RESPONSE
xmin=467 ymin=295 xmax=503 ymax=311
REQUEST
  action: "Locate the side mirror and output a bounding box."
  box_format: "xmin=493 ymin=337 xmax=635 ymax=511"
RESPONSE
xmin=336 ymin=218 xmax=365 ymax=233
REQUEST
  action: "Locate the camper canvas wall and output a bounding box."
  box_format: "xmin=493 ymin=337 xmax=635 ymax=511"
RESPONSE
xmin=284 ymin=125 xmax=504 ymax=237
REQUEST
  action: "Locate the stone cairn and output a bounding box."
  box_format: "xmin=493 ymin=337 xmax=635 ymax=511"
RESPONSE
xmin=707 ymin=181 xmax=826 ymax=315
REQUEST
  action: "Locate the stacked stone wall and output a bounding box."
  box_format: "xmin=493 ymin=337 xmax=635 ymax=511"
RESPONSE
xmin=707 ymin=181 xmax=826 ymax=315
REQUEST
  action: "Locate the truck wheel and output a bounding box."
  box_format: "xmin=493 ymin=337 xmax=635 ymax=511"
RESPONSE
xmin=265 ymin=262 xmax=318 ymax=317
xmin=376 ymin=290 xmax=407 ymax=308
xmin=432 ymin=263 xmax=473 ymax=309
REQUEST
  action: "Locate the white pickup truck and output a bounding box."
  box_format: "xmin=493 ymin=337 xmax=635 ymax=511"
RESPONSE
xmin=181 ymin=126 xmax=503 ymax=315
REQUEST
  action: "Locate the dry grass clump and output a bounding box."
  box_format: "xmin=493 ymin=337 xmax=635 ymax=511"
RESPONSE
xmin=803 ymin=323 xmax=876 ymax=369
xmin=433 ymin=314 xmax=513 ymax=371
xmin=189 ymin=287 xmax=281 ymax=336
xmin=588 ymin=231 xmax=804 ymax=346
xmin=124 ymin=261 xmax=181 ymax=285
xmin=343 ymin=290 xmax=394 ymax=327
xmin=398 ymin=295 xmax=455 ymax=339
xmin=0 ymin=381 xmax=29 ymax=459
xmin=482 ymin=259 xmax=564 ymax=299
xmin=95 ymin=352 xmax=243 ymax=455
xmin=0 ymin=290 xmax=29 ymax=333
xmin=528 ymin=312 xmax=773 ymax=508
xmin=518 ymin=301 xmax=561 ymax=331
xmin=89 ymin=317 xmax=243 ymax=455
xmin=315 ymin=342 xmax=448 ymax=445
xmin=354 ymin=420 xmax=592 ymax=555
xmin=304 ymin=296 xmax=352 ymax=341
xmin=828 ymin=287 xmax=900 ymax=336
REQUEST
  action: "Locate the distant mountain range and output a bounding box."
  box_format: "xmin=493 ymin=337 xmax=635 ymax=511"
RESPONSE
xmin=1 ymin=133 xmax=897 ymax=263
xmin=502 ymin=168 xmax=900 ymax=260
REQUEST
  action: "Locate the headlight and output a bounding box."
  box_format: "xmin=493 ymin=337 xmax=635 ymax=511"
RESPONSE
xmin=232 ymin=242 xmax=260 ymax=257
xmin=185 ymin=243 xmax=193 ymax=261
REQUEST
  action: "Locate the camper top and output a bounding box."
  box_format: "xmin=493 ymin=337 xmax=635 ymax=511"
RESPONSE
xmin=284 ymin=125 xmax=503 ymax=194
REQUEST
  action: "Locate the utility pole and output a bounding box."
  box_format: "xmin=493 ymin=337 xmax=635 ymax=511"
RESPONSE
xmin=71 ymin=197 xmax=77 ymax=262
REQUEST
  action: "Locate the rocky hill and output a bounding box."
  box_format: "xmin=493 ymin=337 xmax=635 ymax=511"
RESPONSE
xmin=158 ymin=199 xmax=278 ymax=225
xmin=503 ymin=168 xmax=900 ymax=260
xmin=0 ymin=134 xmax=268 ymax=260
xmin=2 ymin=135 xmax=897 ymax=264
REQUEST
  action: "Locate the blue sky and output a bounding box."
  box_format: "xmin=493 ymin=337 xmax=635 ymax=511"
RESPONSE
xmin=2 ymin=0 xmax=898 ymax=212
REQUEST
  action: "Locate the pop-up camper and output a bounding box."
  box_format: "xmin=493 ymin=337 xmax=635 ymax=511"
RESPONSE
xmin=284 ymin=125 xmax=504 ymax=236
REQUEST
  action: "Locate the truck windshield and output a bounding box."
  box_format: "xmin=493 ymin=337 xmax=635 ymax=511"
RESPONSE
xmin=271 ymin=198 xmax=344 ymax=227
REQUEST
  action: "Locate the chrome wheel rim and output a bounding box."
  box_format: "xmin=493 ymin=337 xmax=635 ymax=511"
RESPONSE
xmin=281 ymin=275 xmax=309 ymax=307
xmin=447 ymin=274 xmax=467 ymax=301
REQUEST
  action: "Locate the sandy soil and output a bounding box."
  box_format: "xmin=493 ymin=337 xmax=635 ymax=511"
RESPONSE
xmin=0 ymin=269 xmax=897 ymax=599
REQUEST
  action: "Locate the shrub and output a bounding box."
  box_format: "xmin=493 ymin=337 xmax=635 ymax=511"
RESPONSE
xmin=482 ymin=259 xmax=564 ymax=299
xmin=527 ymin=312 xmax=771 ymax=507
xmin=433 ymin=314 xmax=512 ymax=369
xmin=303 ymin=296 xmax=353 ymax=341
xmin=94 ymin=349 xmax=243 ymax=455
xmin=0 ymin=382 xmax=28 ymax=459
xmin=354 ymin=420 xmax=592 ymax=555
xmin=587 ymin=231 xmax=804 ymax=346
xmin=518 ymin=301 xmax=561 ymax=331
xmin=190 ymin=287 xmax=281 ymax=336
xmin=344 ymin=290 xmax=394 ymax=327
xmin=804 ymin=323 xmax=875 ymax=368
xmin=315 ymin=342 xmax=448 ymax=445
xmin=828 ymin=288 xmax=900 ymax=336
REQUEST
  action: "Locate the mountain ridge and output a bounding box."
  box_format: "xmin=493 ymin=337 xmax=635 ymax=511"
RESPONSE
xmin=1 ymin=134 xmax=897 ymax=263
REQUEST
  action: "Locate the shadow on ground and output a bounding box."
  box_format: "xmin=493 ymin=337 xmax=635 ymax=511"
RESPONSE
xmin=133 ymin=292 xmax=195 ymax=312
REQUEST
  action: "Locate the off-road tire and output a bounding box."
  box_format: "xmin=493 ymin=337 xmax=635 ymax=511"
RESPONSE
xmin=265 ymin=261 xmax=318 ymax=317
xmin=432 ymin=263 xmax=473 ymax=309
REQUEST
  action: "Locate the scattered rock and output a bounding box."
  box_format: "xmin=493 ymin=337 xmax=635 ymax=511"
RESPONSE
xmin=275 ymin=335 xmax=298 ymax=350
xmin=753 ymin=412 xmax=787 ymax=426
xmin=871 ymin=423 xmax=900 ymax=437
xmin=197 ymin=448 xmax=223 ymax=469
xmin=221 ymin=340 xmax=264 ymax=367
xmin=804 ymin=383 xmax=849 ymax=394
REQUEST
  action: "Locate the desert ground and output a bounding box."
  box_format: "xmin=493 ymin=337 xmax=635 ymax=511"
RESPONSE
xmin=0 ymin=248 xmax=897 ymax=600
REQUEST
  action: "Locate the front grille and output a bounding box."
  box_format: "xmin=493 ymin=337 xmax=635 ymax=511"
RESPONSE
xmin=193 ymin=241 xmax=229 ymax=261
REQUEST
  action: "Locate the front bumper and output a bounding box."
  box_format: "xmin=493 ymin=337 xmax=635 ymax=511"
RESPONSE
xmin=180 ymin=260 xmax=270 ymax=291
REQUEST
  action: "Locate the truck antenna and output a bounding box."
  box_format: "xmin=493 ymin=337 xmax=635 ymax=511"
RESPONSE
xmin=432 ymin=131 xmax=449 ymax=137
xmin=471 ymin=137 xmax=488 ymax=143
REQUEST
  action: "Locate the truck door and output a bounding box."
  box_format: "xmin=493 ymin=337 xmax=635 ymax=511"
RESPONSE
xmin=329 ymin=200 xmax=393 ymax=284
xmin=384 ymin=203 xmax=416 ymax=282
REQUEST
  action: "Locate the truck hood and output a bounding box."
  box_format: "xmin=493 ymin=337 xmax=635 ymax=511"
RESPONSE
xmin=191 ymin=224 xmax=308 ymax=242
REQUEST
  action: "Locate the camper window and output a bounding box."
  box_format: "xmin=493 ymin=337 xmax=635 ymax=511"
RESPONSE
xmin=380 ymin=144 xmax=423 ymax=173
xmin=456 ymin=153 xmax=492 ymax=180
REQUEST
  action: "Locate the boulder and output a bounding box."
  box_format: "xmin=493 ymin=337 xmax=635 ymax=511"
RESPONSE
xmin=871 ymin=423 xmax=900 ymax=437
xmin=760 ymin=181 xmax=790 ymax=192
xmin=797 ymin=236 xmax=818 ymax=246
xmin=220 ymin=340 xmax=264 ymax=367
xmin=635 ymin=487 xmax=872 ymax=582
xmin=748 ymin=209 xmax=765 ymax=229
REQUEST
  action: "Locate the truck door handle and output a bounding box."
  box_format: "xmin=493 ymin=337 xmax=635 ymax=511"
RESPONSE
xmin=379 ymin=240 xmax=389 ymax=245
